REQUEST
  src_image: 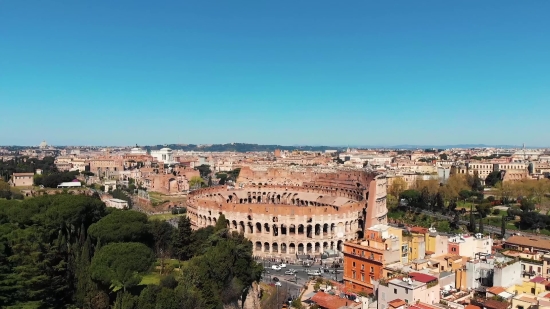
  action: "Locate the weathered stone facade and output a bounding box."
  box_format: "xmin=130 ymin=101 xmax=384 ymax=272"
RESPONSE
xmin=187 ymin=167 xmax=387 ymax=259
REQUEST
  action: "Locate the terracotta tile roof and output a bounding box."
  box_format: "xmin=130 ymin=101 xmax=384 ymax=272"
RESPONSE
xmin=310 ymin=292 xmax=349 ymax=309
xmin=487 ymin=286 xmax=506 ymax=295
xmin=466 ymin=305 xmax=481 ymax=309
xmin=388 ymin=299 xmax=406 ymax=308
xmin=505 ymin=235 xmax=550 ymax=251
xmin=482 ymin=299 xmax=510 ymax=309
xmin=531 ymin=276 xmax=546 ymax=283
xmin=410 ymin=302 xmax=442 ymax=309
xmin=408 ymin=272 xmax=438 ymax=283
xmin=410 ymin=227 xmax=429 ymax=234
xmin=542 ymin=292 xmax=550 ymax=299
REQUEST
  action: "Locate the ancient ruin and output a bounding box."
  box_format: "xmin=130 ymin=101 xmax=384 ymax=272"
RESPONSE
xmin=186 ymin=166 xmax=388 ymax=259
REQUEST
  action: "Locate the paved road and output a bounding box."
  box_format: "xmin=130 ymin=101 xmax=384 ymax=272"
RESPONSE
xmin=262 ymin=263 xmax=344 ymax=287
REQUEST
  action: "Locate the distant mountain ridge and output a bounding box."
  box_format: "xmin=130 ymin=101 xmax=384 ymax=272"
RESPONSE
xmin=145 ymin=143 xmax=537 ymax=152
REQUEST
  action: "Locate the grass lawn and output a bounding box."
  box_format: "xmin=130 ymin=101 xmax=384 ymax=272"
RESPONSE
xmin=140 ymin=272 xmax=162 ymax=285
xmin=148 ymin=213 xmax=185 ymax=221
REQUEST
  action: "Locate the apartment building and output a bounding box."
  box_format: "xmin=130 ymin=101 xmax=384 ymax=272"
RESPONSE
xmin=10 ymin=172 xmax=34 ymax=187
xmin=447 ymin=233 xmax=493 ymax=258
xmin=377 ymin=273 xmax=440 ymax=309
xmin=343 ymin=224 xmax=403 ymax=294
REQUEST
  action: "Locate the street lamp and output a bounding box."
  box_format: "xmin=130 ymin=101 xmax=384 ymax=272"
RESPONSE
xmin=273 ymin=277 xmax=281 ymax=309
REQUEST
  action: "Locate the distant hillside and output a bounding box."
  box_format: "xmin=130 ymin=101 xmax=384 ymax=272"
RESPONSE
xmin=146 ymin=143 xmax=344 ymax=152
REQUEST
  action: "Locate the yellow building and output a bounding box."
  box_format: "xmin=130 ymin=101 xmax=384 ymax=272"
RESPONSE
xmin=507 ymin=279 xmax=547 ymax=295
xmin=405 ymin=227 xmax=427 ymax=262
xmin=512 ymin=293 xmax=550 ymax=309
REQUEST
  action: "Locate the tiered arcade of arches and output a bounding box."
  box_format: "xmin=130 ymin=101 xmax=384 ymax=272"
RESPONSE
xmin=186 ymin=169 xmax=387 ymax=259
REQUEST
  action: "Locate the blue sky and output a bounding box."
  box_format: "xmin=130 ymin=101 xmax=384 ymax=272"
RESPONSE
xmin=1 ymin=1 xmax=549 ymax=147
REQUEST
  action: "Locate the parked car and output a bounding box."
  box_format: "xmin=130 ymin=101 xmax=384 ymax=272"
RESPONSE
xmin=271 ymin=265 xmax=281 ymax=271
xmin=307 ymin=270 xmax=322 ymax=276
xmin=279 ymin=263 xmax=287 ymax=268
xmin=284 ymin=270 xmax=296 ymax=275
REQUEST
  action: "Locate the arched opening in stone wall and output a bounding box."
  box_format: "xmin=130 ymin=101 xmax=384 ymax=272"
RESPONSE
xmin=248 ymin=222 xmax=253 ymax=234
xmin=232 ymin=220 xmax=237 ymax=230
xmin=323 ymin=224 xmax=328 ymax=236
xmin=298 ymin=243 xmax=304 ymax=254
xmin=323 ymin=242 xmax=329 ymax=250
xmin=239 ymin=221 xmax=244 ymax=234
xmin=306 ymin=243 xmax=312 ymax=254
xmin=331 ymin=223 xmax=336 ymax=235
xmin=345 ymin=221 xmax=350 ymax=233
xmin=264 ymin=242 xmax=270 ymax=252
xmin=337 ymin=240 xmax=343 ymax=251
xmin=208 ymin=217 xmax=212 ymax=225
xmin=298 ymin=225 xmax=304 ymax=235
xmin=289 ymin=243 xmax=295 ymax=254
xmin=264 ymin=223 xmax=270 ymax=233
xmin=289 ymin=224 xmax=296 ymax=235
xmin=273 ymin=225 xmax=278 ymax=236
xmin=255 ymin=242 xmax=262 ymax=251
xmin=315 ymin=242 xmax=320 ymax=253
xmin=272 ymin=243 xmax=278 ymax=253
xmin=315 ymin=224 xmax=321 ymax=236
xmin=212 ymin=217 xmax=217 ymax=225
xmin=281 ymin=243 xmax=287 ymax=254
xmin=281 ymin=224 xmax=287 ymax=235
xmin=256 ymin=222 xmax=262 ymax=233
xmin=306 ymin=225 xmax=312 ymax=238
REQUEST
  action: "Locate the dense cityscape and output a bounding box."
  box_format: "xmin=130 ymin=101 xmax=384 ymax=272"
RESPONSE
xmin=1 ymin=142 xmax=550 ymax=309
xmin=2 ymin=0 xmax=549 ymax=308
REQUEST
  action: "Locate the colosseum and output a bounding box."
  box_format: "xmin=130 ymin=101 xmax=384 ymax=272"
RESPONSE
xmin=186 ymin=166 xmax=388 ymax=260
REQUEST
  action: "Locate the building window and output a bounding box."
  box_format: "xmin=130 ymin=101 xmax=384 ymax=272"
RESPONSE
xmin=361 ymin=264 xmax=364 ymax=270
xmin=352 ymin=271 xmax=356 ymax=279
xmin=353 ymin=262 xmax=356 ymax=267
xmin=361 ymin=274 xmax=365 ymax=282
xmin=371 ymin=267 xmax=374 ymax=272
xmin=394 ymin=289 xmax=397 ymax=294
xmin=538 ymin=267 xmax=542 ymax=273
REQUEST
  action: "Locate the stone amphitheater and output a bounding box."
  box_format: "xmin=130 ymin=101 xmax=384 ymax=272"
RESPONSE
xmin=186 ymin=166 xmax=388 ymax=260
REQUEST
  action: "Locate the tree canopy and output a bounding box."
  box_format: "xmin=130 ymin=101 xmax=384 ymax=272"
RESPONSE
xmin=90 ymin=242 xmax=155 ymax=292
xmin=88 ymin=210 xmax=151 ymax=245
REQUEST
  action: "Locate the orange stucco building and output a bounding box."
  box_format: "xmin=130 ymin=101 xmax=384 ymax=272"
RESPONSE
xmin=343 ymin=224 xmax=403 ymax=294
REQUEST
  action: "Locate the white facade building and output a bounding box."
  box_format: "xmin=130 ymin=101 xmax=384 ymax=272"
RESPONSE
xmin=105 ymin=198 xmax=129 ymax=209
xmin=151 ymin=148 xmax=175 ymax=164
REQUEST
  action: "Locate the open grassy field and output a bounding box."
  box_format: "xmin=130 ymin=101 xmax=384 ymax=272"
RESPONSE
xmin=140 ymin=272 xmax=162 ymax=285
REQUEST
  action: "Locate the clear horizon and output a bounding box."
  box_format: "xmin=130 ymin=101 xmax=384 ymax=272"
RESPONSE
xmin=1 ymin=1 xmax=549 ymax=146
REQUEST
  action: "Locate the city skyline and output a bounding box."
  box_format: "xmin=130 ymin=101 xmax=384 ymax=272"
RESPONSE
xmin=1 ymin=1 xmax=549 ymax=146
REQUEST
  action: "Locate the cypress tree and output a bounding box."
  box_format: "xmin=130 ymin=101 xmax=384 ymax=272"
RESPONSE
xmin=75 ymin=236 xmax=93 ymax=308
xmin=501 ymin=215 xmax=506 ymax=238
xmin=469 ymin=205 xmax=476 ymax=233
xmin=173 ymin=216 xmax=194 ymax=261
xmin=479 ymin=214 xmax=484 ymax=234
